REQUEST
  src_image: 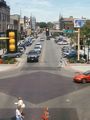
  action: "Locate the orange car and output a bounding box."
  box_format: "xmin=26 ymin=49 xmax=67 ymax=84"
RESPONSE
xmin=73 ymin=70 xmax=90 ymax=83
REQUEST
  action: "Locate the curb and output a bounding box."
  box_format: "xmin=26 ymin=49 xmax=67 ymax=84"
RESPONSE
xmin=64 ymin=63 xmax=90 ymax=73
xmin=0 ymin=61 xmax=20 ymax=72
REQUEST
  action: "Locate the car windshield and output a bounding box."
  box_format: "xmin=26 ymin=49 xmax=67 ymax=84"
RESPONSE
xmin=28 ymin=51 xmax=37 ymax=55
xmin=34 ymin=47 xmax=40 ymax=49
xmin=0 ymin=0 xmax=90 ymax=120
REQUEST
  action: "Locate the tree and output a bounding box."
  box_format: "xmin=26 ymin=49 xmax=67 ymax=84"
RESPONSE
xmin=81 ymin=20 xmax=90 ymax=38
xmin=36 ymin=22 xmax=47 ymax=28
xmin=47 ymin=22 xmax=53 ymax=28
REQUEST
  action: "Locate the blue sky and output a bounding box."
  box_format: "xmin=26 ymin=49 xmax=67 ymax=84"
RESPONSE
xmin=6 ymin=0 xmax=90 ymax=22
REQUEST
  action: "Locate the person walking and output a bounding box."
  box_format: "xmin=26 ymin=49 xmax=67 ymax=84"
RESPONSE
xmin=41 ymin=107 xmax=49 ymax=120
xmin=15 ymin=97 xmax=25 ymax=115
xmin=16 ymin=106 xmax=24 ymax=120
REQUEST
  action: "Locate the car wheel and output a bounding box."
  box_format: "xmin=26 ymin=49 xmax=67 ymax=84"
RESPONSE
xmin=81 ymin=78 xmax=86 ymax=83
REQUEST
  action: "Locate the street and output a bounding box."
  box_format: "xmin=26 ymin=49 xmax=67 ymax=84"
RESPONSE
xmin=0 ymin=34 xmax=90 ymax=120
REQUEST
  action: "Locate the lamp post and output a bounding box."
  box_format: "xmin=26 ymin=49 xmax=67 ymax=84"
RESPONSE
xmin=77 ymin=28 xmax=80 ymax=61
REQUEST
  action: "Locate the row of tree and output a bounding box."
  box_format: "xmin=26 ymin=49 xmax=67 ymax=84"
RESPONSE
xmin=36 ymin=22 xmax=53 ymax=29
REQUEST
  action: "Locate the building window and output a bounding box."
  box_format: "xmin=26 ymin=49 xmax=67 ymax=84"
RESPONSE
xmin=7 ymin=15 xmax=10 ymax=22
xmin=0 ymin=13 xmax=1 ymax=21
xmin=0 ymin=24 xmax=1 ymax=29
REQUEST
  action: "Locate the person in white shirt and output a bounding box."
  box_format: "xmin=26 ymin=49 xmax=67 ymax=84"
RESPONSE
xmin=16 ymin=106 xmax=24 ymax=120
xmin=15 ymin=97 xmax=25 ymax=114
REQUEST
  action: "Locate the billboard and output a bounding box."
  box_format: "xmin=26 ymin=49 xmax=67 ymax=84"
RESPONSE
xmin=74 ymin=19 xmax=86 ymax=28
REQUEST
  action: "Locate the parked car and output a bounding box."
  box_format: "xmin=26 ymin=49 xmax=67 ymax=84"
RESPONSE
xmin=2 ymin=52 xmax=22 ymax=59
xmin=18 ymin=43 xmax=26 ymax=50
xmin=27 ymin=50 xmax=39 ymax=62
xmin=73 ymin=70 xmax=90 ymax=83
xmin=18 ymin=47 xmax=25 ymax=53
xmin=67 ymin=50 xmax=77 ymax=58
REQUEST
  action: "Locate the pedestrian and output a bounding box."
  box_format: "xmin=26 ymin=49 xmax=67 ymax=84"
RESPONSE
xmin=41 ymin=107 xmax=49 ymax=120
xmin=14 ymin=97 xmax=25 ymax=114
xmin=16 ymin=106 xmax=24 ymax=120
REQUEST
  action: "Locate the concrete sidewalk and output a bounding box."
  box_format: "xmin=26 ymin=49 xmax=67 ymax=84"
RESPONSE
xmin=65 ymin=63 xmax=90 ymax=72
xmin=0 ymin=58 xmax=22 ymax=72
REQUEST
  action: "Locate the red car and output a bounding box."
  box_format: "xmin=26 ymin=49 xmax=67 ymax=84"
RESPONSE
xmin=73 ymin=70 xmax=90 ymax=83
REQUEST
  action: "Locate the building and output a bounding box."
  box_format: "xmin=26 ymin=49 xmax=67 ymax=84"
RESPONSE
xmin=0 ymin=0 xmax=10 ymax=33
xmin=10 ymin=14 xmax=20 ymax=30
xmin=53 ymin=21 xmax=60 ymax=30
xmin=63 ymin=17 xmax=74 ymax=30
xmin=30 ymin=16 xmax=36 ymax=31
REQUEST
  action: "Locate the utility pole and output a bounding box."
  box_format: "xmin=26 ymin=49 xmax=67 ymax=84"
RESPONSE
xmin=77 ymin=28 xmax=80 ymax=61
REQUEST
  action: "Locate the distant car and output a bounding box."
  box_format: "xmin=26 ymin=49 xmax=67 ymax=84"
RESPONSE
xmin=73 ymin=70 xmax=90 ymax=83
xmin=34 ymin=46 xmax=41 ymax=54
xmin=35 ymin=42 xmax=42 ymax=49
xmin=40 ymin=38 xmax=44 ymax=41
xmin=57 ymin=41 xmax=68 ymax=45
xmin=27 ymin=50 xmax=39 ymax=62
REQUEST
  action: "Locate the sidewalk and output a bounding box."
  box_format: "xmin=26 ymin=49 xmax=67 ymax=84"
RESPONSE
xmin=0 ymin=58 xmax=22 ymax=72
xmin=65 ymin=63 xmax=90 ymax=72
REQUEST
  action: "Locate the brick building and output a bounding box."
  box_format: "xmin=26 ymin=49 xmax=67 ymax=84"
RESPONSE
xmin=0 ymin=0 xmax=10 ymax=33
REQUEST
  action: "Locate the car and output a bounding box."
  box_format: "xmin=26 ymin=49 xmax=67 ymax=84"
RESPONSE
xmin=34 ymin=46 xmax=41 ymax=54
xmin=73 ymin=70 xmax=90 ymax=83
xmin=1 ymin=52 xmax=22 ymax=59
xmin=35 ymin=42 xmax=42 ymax=49
xmin=40 ymin=38 xmax=44 ymax=41
xmin=63 ymin=49 xmax=76 ymax=57
xmin=67 ymin=50 xmax=77 ymax=58
xmin=18 ymin=47 xmax=25 ymax=53
xmin=27 ymin=50 xmax=39 ymax=62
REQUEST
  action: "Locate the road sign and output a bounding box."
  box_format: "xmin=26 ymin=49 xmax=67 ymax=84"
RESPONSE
xmin=63 ymin=29 xmax=74 ymax=33
xmin=0 ymin=37 xmax=9 ymax=40
xmin=74 ymin=19 xmax=85 ymax=28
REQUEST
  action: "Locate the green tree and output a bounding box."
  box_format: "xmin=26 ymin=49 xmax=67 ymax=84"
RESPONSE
xmin=81 ymin=20 xmax=90 ymax=37
xmin=47 ymin=22 xmax=53 ymax=28
xmin=37 ymin=22 xmax=47 ymax=28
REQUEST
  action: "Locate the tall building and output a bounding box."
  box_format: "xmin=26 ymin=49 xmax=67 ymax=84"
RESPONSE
xmin=30 ymin=16 xmax=36 ymax=31
xmin=0 ymin=0 xmax=10 ymax=33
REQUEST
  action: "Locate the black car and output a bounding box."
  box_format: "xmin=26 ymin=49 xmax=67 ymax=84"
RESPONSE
xmin=27 ymin=50 xmax=39 ymax=62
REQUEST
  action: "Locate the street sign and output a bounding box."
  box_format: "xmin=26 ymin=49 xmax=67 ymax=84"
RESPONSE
xmin=0 ymin=37 xmax=9 ymax=40
xmin=63 ymin=29 xmax=74 ymax=33
xmin=74 ymin=19 xmax=86 ymax=28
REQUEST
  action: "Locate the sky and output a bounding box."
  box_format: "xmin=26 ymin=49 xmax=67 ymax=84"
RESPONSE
xmin=6 ymin=0 xmax=90 ymax=22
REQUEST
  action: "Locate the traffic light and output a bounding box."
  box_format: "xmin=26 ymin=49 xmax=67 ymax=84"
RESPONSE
xmin=6 ymin=30 xmax=17 ymax=53
xmin=46 ymin=28 xmax=49 ymax=36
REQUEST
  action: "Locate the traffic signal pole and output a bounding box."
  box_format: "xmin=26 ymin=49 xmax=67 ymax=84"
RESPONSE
xmin=77 ymin=28 xmax=80 ymax=61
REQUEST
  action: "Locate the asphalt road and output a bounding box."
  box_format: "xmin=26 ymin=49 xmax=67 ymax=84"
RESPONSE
xmin=0 ymin=34 xmax=90 ymax=120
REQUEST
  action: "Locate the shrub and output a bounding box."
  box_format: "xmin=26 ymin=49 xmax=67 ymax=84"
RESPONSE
xmin=68 ymin=58 xmax=76 ymax=63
